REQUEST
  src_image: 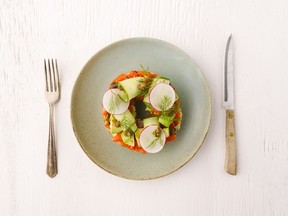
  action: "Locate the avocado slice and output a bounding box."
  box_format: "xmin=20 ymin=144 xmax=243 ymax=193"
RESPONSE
xmin=143 ymin=116 xmax=159 ymax=128
xmin=158 ymin=114 xmax=175 ymax=127
xmin=121 ymin=131 xmax=135 ymax=147
xmin=163 ymin=128 xmax=170 ymax=137
xmin=114 ymin=109 xmax=136 ymax=131
xmin=143 ymin=95 xmax=149 ymax=103
xmin=143 ymin=96 xmax=152 ymax=110
xmin=134 ymin=128 xmax=143 ymax=147
xmin=129 ymin=122 xmax=138 ymax=132
xmin=109 ymin=115 xmax=122 ymax=134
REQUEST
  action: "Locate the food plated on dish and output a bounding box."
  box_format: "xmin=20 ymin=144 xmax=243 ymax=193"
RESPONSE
xmin=71 ymin=37 xmax=211 ymax=179
xmin=102 ymin=68 xmax=182 ymax=154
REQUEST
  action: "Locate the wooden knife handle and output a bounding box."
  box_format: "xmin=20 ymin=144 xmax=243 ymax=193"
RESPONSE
xmin=225 ymin=109 xmax=237 ymax=175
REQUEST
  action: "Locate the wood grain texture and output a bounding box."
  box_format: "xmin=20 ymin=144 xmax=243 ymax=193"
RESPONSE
xmin=225 ymin=109 xmax=237 ymax=175
xmin=1 ymin=0 xmax=288 ymax=215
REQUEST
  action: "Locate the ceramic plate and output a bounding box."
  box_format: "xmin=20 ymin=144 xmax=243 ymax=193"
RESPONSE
xmin=71 ymin=37 xmax=211 ymax=180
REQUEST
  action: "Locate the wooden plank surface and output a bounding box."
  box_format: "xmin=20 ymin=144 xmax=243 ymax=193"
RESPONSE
xmin=1 ymin=0 xmax=288 ymax=215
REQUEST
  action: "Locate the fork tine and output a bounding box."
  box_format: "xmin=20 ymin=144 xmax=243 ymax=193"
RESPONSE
xmin=54 ymin=59 xmax=60 ymax=91
xmin=44 ymin=59 xmax=49 ymax=91
xmin=48 ymin=59 xmax=53 ymax=92
xmin=51 ymin=59 xmax=57 ymax=92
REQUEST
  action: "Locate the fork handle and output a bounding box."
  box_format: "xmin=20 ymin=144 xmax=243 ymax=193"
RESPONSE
xmin=46 ymin=104 xmax=58 ymax=177
xmin=225 ymin=109 xmax=237 ymax=175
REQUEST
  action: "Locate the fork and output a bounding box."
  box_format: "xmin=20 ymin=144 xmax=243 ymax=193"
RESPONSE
xmin=44 ymin=59 xmax=60 ymax=178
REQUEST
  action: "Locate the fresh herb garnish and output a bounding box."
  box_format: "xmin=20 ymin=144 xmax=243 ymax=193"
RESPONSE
xmin=164 ymin=105 xmax=176 ymax=117
xmin=140 ymin=64 xmax=149 ymax=72
xmin=159 ymin=95 xmax=172 ymax=111
xmin=147 ymin=136 xmax=163 ymax=149
xmin=108 ymin=90 xmax=122 ymax=113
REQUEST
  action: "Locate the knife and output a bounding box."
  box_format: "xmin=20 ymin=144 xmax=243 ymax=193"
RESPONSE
xmin=223 ymin=34 xmax=237 ymax=175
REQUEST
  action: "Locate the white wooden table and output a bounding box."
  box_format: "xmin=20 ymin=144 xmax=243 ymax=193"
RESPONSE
xmin=1 ymin=0 xmax=288 ymax=215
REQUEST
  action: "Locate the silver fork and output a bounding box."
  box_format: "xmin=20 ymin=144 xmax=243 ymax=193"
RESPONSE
xmin=44 ymin=59 xmax=60 ymax=178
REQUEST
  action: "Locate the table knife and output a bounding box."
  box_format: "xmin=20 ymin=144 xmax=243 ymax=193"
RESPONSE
xmin=223 ymin=34 xmax=237 ymax=175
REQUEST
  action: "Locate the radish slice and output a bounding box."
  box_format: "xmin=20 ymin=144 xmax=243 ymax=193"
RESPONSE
xmin=139 ymin=125 xmax=166 ymax=153
xmin=102 ymin=89 xmax=129 ymax=114
xmin=149 ymin=83 xmax=175 ymax=111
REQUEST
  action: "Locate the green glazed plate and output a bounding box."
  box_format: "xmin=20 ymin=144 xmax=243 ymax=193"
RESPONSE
xmin=71 ymin=37 xmax=211 ymax=180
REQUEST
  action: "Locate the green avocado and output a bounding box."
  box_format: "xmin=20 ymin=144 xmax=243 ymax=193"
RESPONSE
xmin=158 ymin=114 xmax=175 ymax=127
xmin=143 ymin=96 xmax=149 ymax=103
xmin=143 ymin=96 xmax=152 ymax=110
xmin=163 ymin=128 xmax=170 ymax=137
xmin=129 ymin=122 xmax=138 ymax=132
xmin=110 ymin=115 xmax=122 ymax=134
xmin=134 ymin=128 xmax=143 ymax=147
xmin=114 ymin=109 xmax=136 ymax=131
xmin=143 ymin=116 xmax=159 ymax=128
xmin=121 ymin=131 xmax=135 ymax=147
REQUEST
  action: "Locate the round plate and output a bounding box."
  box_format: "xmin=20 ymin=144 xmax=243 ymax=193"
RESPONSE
xmin=71 ymin=37 xmax=211 ymax=180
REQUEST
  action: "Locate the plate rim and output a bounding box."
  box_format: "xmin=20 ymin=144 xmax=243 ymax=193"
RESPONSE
xmin=70 ymin=37 xmax=212 ymax=180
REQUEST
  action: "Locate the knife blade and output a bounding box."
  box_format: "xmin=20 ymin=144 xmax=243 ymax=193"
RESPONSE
xmin=223 ymin=34 xmax=237 ymax=175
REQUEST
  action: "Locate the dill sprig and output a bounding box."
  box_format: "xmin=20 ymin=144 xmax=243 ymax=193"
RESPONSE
xmin=147 ymin=136 xmax=163 ymax=149
xmin=108 ymin=90 xmax=122 ymax=113
xmin=159 ymin=95 xmax=172 ymax=111
xmin=140 ymin=64 xmax=149 ymax=72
